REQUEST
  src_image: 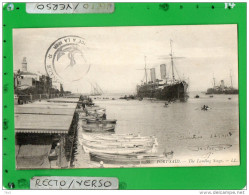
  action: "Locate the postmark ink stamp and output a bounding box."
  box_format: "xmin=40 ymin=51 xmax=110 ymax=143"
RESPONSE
xmin=45 ymin=35 xmax=90 ymax=83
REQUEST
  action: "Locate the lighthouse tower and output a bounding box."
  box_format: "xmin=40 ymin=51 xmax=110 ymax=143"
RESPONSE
xmin=22 ymin=57 xmax=27 ymax=72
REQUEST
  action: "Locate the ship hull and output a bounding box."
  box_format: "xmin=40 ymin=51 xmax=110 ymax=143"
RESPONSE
xmin=137 ymin=81 xmax=188 ymax=101
xmin=206 ymin=88 xmax=238 ymax=95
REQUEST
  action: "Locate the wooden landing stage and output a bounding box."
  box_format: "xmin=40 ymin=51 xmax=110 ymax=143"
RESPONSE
xmin=14 ymin=97 xmax=80 ymax=169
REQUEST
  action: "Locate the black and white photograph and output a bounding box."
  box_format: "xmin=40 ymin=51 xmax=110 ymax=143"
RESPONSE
xmin=13 ymin=25 xmax=239 ymax=169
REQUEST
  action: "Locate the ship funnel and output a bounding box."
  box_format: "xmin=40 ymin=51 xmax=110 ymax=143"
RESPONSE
xmin=150 ymin=68 xmax=156 ymax=83
xmin=220 ymin=80 xmax=225 ymax=90
xmin=160 ymin=64 xmax=166 ymax=79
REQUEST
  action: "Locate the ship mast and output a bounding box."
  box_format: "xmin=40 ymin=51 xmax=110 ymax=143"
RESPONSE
xmin=91 ymin=83 xmax=103 ymax=95
xmin=170 ymin=40 xmax=175 ymax=83
xmin=213 ymin=73 xmax=216 ymax=88
xmin=96 ymin=83 xmax=103 ymax=94
xmin=144 ymin=56 xmax=148 ymax=84
xmin=230 ymin=70 xmax=233 ymax=88
xmin=136 ymin=56 xmax=149 ymax=84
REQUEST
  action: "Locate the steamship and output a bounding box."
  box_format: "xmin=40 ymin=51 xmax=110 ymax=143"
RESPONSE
xmin=136 ymin=40 xmax=188 ymax=101
xmin=206 ymin=74 xmax=238 ymax=95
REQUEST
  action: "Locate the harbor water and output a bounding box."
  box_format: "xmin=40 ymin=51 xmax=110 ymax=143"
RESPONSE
xmin=74 ymin=92 xmax=239 ymax=168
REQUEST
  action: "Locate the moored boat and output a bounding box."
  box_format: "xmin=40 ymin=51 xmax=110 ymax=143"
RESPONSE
xmin=86 ymin=108 xmax=105 ymax=113
xmin=78 ymin=112 xmax=87 ymax=119
xmin=89 ymin=152 xmax=165 ymax=165
xmin=79 ymin=137 xmax=155 ymax=148
xmin=86 ymin=105 xmax=99 ymax=108
xmin=80 ymin=115 xmax=96 ymax=121
xmin=87 ymin=118 xmax=117 ymax=124
xmin=83 ymin=144 xmax=156 ymax=154
xmin=82 ymin=132 xmax=156 ymax=142
xmin=82 ymin=124 xmax=115 ymax=133
xmin=87 ymin=111 xmax=105 ymax=118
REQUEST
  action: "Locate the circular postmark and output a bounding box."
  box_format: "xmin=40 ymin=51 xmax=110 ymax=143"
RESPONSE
xmin=45 ymin=35 xmax=90 ymax=83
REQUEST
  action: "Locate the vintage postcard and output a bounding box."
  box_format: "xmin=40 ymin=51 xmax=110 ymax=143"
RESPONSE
xmin=13 ymin=25 xmax=239 ymax=169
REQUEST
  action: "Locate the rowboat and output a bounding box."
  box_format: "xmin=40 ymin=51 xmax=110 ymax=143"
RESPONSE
xmin=86 ymin=118 xmax=117 ymax=124
xmin=86 ymin=108 xmax=105 ymax=112
xmin=79 ymin=137 xmax=155 ymax=148
xmin=89 ymin=152 xmax=165 ymax=165
xmin=75 ymin=108 xmax=85 ymax=113
xmin=86 ymin=105 xmax=99 ymax=108
xmin=82 ymin=133 xmax=157 ymax=143
xmin=78 ymin=113 xmax=87 ymax=119
xmin=80 ymin=116 xmax=96 ymax=121
xmin=82 ymin=144 xmax=156 ymax=154
xmin=94 ymin=134 xmax=155 ymax=142
xmin=83 ymin=140 xmax=153 ymax=149
xmin=82 ymin=124 xmax=115 ymax=133
xmin=87 ymin=112 xmax=105 ymax=118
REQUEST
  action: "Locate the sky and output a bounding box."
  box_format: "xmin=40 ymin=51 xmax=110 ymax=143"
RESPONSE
xmin=13 ymin=24 xmax=238 ymax=93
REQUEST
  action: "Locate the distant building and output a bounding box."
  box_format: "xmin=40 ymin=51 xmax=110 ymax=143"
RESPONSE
xmin=14 ymin=70 xmax=37 ymax=89
xmin=14 ymin=57 xmax=52 ymax=93
xmin=14 ymin=57 xmax=68 ymax=100
xmin=14 ymin=57 xmax=40 ymax=89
